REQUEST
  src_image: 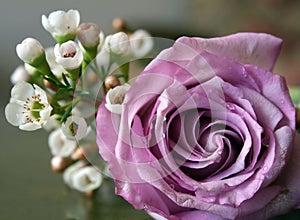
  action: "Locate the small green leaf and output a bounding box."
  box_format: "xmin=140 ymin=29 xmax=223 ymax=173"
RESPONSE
xmin=289 ymin=86 xmax=300 ymax=105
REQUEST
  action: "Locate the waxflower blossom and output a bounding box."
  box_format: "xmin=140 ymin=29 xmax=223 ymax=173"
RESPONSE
xmin=105 ymin=84 xmax=131 ymax=114
xmin=42 ymin=9 xmax=80 ymax=43
xmin=48 ymin=128 xmax=77 ymax=157
xmin=63 ymin=161 xmax=103 ymax=193
xmin=61 ymin=116 xmax=88 ymax=141
xmin=16 ymin=38 xmax=44 ymax=64
xmin=104 ymin=32 xmax=129 ymax=54
xmin=10 ymin=65 xmax=30 ymax=84
xmin=130 ymin=29 xmax=154 ymax=57
xmin=77 ymin=23 xmax=100 ymax=48
xmin=5 ymin=81 xmax=52 ymax=131
xmin=54 ymin=41 xmax=83 ymax=70
xmin=71 ymin=166 xmax=103 ymax=193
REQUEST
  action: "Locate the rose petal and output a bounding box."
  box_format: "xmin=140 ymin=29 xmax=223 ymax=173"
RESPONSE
xmin=176 ymin=33 xmax=282 ymax=71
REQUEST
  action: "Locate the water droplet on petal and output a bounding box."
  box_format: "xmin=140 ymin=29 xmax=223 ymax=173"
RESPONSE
xmin=242 ymin=72 xmax=248 ymax=78
xmin=226 ymin=103 xmax=235 ymax=111
xmin=263 ymin=166 xmax=268 ymax=171
xmin=280 ymin=99 xmax=284 ymax=104
xmin=218 ymin=150 xmax=222 ymax=155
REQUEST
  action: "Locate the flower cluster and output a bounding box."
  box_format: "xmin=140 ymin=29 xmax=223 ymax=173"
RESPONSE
xmin=5 ymin=9 xmax=154 ymax=194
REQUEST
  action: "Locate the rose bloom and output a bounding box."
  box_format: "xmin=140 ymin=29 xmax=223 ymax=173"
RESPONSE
xmin=96 ymin=33 xmax=298 ymax=219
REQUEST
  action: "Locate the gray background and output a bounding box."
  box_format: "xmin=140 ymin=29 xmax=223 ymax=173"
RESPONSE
xmin=1 ymin=0 xmax=300 ymax=219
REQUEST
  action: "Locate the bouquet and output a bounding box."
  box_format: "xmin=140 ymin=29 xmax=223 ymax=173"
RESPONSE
xmin=5 ymin=9 xmax=300 ymax=220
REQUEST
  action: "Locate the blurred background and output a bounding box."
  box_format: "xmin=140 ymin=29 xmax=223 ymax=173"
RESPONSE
xmin=0 ymin=0 xmax=300 ymax=219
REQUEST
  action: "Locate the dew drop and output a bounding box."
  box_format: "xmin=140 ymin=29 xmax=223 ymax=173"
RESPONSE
xmin=263 ymin=166 xmax=268 ymax=171
xmin=280 ymin=99 xmax=284 ymax=104
xmin=226 ymin=103 xmax=235 ymax=111
xmin=217 ymin=150 xmax=222 ymax=155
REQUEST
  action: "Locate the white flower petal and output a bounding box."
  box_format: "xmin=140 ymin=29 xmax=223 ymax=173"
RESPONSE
xmin=5 ymin=103 xmax=26 ymax=126
xmin=39 ymin=106 xmax=53 ymax=121
xmin=19 ymin=122 xmax=42 ymax=131
xmin=11 ymin=81 xmax=34 ymax=102
xmin=41 ymin=14 xmax=53 ymax=33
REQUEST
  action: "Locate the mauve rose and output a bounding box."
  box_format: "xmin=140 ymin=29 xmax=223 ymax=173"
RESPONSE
xmin=96 ymin=33 xmax=298 ymax=219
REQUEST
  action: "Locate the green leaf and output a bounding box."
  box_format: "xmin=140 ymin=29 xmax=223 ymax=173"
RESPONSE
xmin=52 ymin=88 xmax=72 ymax=101
xmin=62 ymin=73 xmax=71 ymax=87
xmin=288 ymin=86 xmax=300 ymax=105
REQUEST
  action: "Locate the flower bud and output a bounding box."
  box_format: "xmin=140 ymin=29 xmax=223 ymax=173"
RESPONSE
xmin=48 ymin=128 xmax=77 ymax=157
xmin=54 ymin=41 xmax=83 ymax=70
xmin=10 ymin=65 xmax=30 ymax=84
xmin=77 ymin=23 xmax=100 ymax=48
xmin=104 ymin=32 xmax=129 ymax=54
xmin=16 ymin=38 xmax=44 ymax=64
xmin=104 ymin=75 xmax=120 ymax=91
xmin=105 ymin=83 xmax=130 ymax=114
xmin=130 ymin=29 xmax=154 ymax=57
xmin=61 ymin=116 xmax=88 ymax=141
xmin=71 ymin=147 xmax=85 ymax=160
xmin=51 ymin=156 xmax=72 ymax=173
xmin=112 ymin=17 xmax=126 ymax=31
xmin=42 ymin=9 xmax=80 ymax=43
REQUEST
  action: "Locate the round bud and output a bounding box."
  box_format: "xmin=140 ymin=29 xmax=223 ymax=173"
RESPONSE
xmin=112 ymin=18 xmax=126 ymax=31
xmin=104 ymin=75 xmax=120 ymax=91
xmin=51 ymin=156 xmax=70 ymax=173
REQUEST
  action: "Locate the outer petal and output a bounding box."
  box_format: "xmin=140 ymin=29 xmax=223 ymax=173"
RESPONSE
xmin=11 ymin=81 xmax=34 ymax=102
xmin=5 ymin=103 xmax=25 ymax=126
xmin=41 ymin=15 xmax=53 ymax=33
xmin=176 ymin=33 xmax=282 ymax=71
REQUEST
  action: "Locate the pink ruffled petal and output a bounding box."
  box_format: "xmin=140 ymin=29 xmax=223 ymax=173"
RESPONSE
xmin=176 ymin=33 xmax=282 ymax=71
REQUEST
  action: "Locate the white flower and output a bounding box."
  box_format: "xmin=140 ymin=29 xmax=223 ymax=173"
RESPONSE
xmin=104 ymin=32 xmax=129 ymax=54
xmin=42 ymin=9 xmax=80 ymax=41
xmin=71 ymin=166 xmax=103 ymax=193
xmin=16 ymin=38 xmax=44 ymax=64
xmin=10 ymin=65 xmax=30 ymax=84
xmin=5 ymin=81 xmax=52 ymax=131
xmin=63 ymin=161 xmax=86 ymax=185
xmin=48 ymin=128 xmax=77 ymax=157
xmin=105 ymin=83 xmax=130 ymax=114
xmin=45 ymin=47 xmax=68 ymax=78
xmin=77 ymin=23 xmax=100 ymax=48
xmin=130 ymin=29 xmax=153 ymax=57
xmin=61 ymin=116 xmax=88 ymax=141
xmin=63 ymin=161 xmax=103 ymax=193
xmin=54 ymin=41 xmax=83 ymax=69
